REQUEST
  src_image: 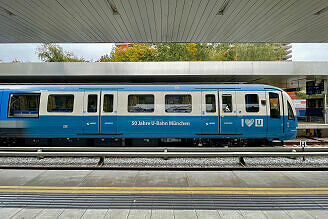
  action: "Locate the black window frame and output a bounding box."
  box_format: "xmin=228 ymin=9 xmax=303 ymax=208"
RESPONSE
xmin=287 ymin=101 xmax=295 ymax=121
xmin=103 ymin=94 xmax=114 ymax=113
xmin=87 ymin=94 xmax=98 ymax=113
xmin=128 ymin=94 xmax=155 ymax=113
xmin=222 ymin=94 xmax=233 ymax=113
xmin=269 ymin=92 xmax=280 ymax=118
xmin=47 ymin=94 xmax=74 ymax=113
xmin=165 ymin=94 xmax=192 ymax=113
xmin=245 ymin=94 xmax=260 ymax=113
xmin=7 ymin=93 xmax=41 ymax=118
xmin=205 ymin=94 xmax=216 ymax=113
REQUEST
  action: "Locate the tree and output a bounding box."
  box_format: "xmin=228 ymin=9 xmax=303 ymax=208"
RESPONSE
xmin=98 ymin=54 xmax=111 ymax=62
xmin=101 ymin=44 xmax=157 ymax=62
xmin=232 ymin=43 xmax=286 ymax=61
xmin=102 ymin=43 xmax=213 ymax=62
xmin=99 ymin=43 xmax=287 ymax=62
xmin=38 ymin=44 xmax=87 ymax=62
xmin=155 ymin=43 xmax=192 ymax=61
xmin=213 ymin=43 xmax=235 ymax=61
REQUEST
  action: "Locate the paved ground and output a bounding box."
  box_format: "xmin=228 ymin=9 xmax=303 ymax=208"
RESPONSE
xmin=1 ymin=208 xmax=328 ymax=219
xmin=1 ymin=169 xmax=328 ymax=218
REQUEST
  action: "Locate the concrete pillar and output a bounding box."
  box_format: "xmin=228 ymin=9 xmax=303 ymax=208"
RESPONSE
xmin=324 ymin=80 xmax=327 ymax=124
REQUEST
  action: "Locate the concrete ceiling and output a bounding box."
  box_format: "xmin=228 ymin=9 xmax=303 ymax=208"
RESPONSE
xmin=1 ymin=0 xmax=328 ymax=43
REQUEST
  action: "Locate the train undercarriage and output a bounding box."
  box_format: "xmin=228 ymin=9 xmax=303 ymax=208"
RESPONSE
xmin=0 ymin=137 xmax=274 ymax=147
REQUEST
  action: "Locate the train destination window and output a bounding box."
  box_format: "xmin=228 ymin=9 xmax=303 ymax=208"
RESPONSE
xmin=165 ymin=95 xmax=192 ymax=113
xmin=287 ymin=101 xmax=295 ymax=120
xmin=222 ymin=94 xmax=232 ymax=113
xmin=269 ymin=93 xmax=280 ymax=118
xmin=8 ymin=94 xmax=40 ymax=118
xmin=87 ymin=95 xmax=97 ymax=113
xmin=47 ymin=95 xmax=74 ymax=113
xmin=128 ymin=95 xmax=154 ymax=112
xmin=206 ymin=94 xmax=216 ymax=112
xmin=103 ymin=94 xmax=113 ymax=112
xmin=245 ymin=94 xmax=259 ymax=112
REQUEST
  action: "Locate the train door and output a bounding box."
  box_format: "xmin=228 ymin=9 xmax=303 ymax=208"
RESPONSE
xmin=219 ymin=91 xmax=237 ymax=134
xmin=266 ymin=91 xmax=284 ymax=139
xmin=100 ymin=90 xmax=118 ymax=134
xmin=236 ymin=91 xmax=267 ymax=138
xmin=82 ymin=90 xmax=101 ymax=134
xmin=0 ymin=91 xmax=2 ymax=119
xmin=201 ymin=91 xmax=219 ymax=134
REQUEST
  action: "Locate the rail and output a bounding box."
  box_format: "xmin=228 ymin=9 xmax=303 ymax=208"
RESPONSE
xmin=0 ymin=146 xmax=327 ymax=167
xmin=0 ymin=146 xmax=327 ymax=157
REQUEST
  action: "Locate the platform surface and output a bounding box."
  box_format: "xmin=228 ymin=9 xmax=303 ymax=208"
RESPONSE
xmin=0 ymin=169 xmax=328 ymax=188
xmin=297 ymin=122 xmax=328 ymax=129
xmin=0 ymin=169 xmax=328 ymax=218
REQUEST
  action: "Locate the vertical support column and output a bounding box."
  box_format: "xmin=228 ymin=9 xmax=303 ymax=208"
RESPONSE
xmin=323 ymin=80 xmax=327 ymax=124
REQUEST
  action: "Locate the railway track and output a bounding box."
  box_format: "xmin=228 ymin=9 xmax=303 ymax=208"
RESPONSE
xmin=0 ymin=146 xmax=328 ymax=170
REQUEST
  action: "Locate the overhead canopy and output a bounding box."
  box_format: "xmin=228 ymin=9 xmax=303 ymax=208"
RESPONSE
xmin=0 ymin=0 xmax=328 ymax=43
xmin=0 ymin=61 xmax=327 ymax=88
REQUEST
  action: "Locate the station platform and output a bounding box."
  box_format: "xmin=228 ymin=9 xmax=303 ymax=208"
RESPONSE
xmin=298 ymin=122 xmax=328 ymax=130
xmin=0 ymin=169 xmax=328 ymax=218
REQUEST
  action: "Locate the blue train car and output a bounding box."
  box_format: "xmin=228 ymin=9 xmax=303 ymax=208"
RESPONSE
xmin=0 ymin=84 xmax=297 ymax=146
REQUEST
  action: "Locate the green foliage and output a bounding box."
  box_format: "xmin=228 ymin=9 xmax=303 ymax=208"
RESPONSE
xmin=98 ymin=54 xmax=111 ymax=62
xmin=232 ymin=43 xmax=286 ymax=61
xmin=38 ymin=44 xmax=87 ymax=62
xmin=155 ymin=43 xmax=191 ymax=61
xmin=213 ymin=43 xmax=235 ymax=61
xmin=295 ymin=90 xmax=325 ymax=100
xmin=102 ymin=43 xmax=286 ymax=62
xmin=103 ymin=44 xmax=157 ymax=62
xmin=295 ymin=91 xmax=308 ymax=99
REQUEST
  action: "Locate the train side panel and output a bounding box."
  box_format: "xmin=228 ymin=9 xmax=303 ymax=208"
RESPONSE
xmin=0 ymin=84 xmax=298 ymax=145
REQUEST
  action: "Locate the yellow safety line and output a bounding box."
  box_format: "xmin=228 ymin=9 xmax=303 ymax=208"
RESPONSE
xmin=1 ymin=189 xmax=328 ymax=195
xmin=0 ymin=186 xmax=328 ymax=191
xmin=0 ymin=186 xmax=328 ymax=195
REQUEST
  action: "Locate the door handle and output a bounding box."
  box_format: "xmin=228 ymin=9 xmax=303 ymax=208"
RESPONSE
xmin=86 ymin=122 xmax=97 ymax=126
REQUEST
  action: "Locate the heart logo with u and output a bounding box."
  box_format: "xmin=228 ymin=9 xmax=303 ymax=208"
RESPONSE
xmin=245 ymin=119 xmax=254 ymax=127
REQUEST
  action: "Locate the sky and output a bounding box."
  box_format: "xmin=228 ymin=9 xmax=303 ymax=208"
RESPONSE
xmin=0 ymin=43 xmax=115 ymax=62
xmin=0 ymin=43 xmax=328 ymax=62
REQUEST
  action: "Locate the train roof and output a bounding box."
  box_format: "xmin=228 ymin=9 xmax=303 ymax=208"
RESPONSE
xmin=0 ymin=84 xmax=283 ymax=92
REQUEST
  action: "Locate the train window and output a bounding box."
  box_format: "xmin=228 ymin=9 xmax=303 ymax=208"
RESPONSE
xmin=103 ymin=95 xmax=113 ymax=112
xmin=47 ymin=95 xmax=74 ymax=113
xmin=87 ymin=95 xmax=97 ymax=113
xmin=269 ymin=92 xmax=280 ymax=118
xmin=206 ymin=94 xmax=216 ymax=112
xmin=128 ymin=95 xmax=154 ymax=113
xmin=8 ymin=94 xmax=40 ymax=118
xmin=245 ymin=94 xmax=259 ymax=112
xmin=287 ymin=101 xmax=295 ymax=120
xmin=222 ymin=94 xmax=232 ymax=113
xmin=165 ymin=95 xmax=192 ymax=113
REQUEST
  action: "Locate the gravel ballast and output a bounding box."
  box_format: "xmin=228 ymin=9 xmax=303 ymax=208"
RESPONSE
xmin=0 ymin=156 xmax=328 ymax=168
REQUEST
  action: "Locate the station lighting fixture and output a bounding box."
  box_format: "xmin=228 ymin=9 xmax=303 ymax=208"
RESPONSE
xmin=217 ymin=0 xmax=230 ymax=15
xmin=314 ymin=6 xmax=328 ymax=15
xmin=107 ymin=1 xmax=119 ymax=15
xmin=0 ymin=6 xmax=14 ymax=16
